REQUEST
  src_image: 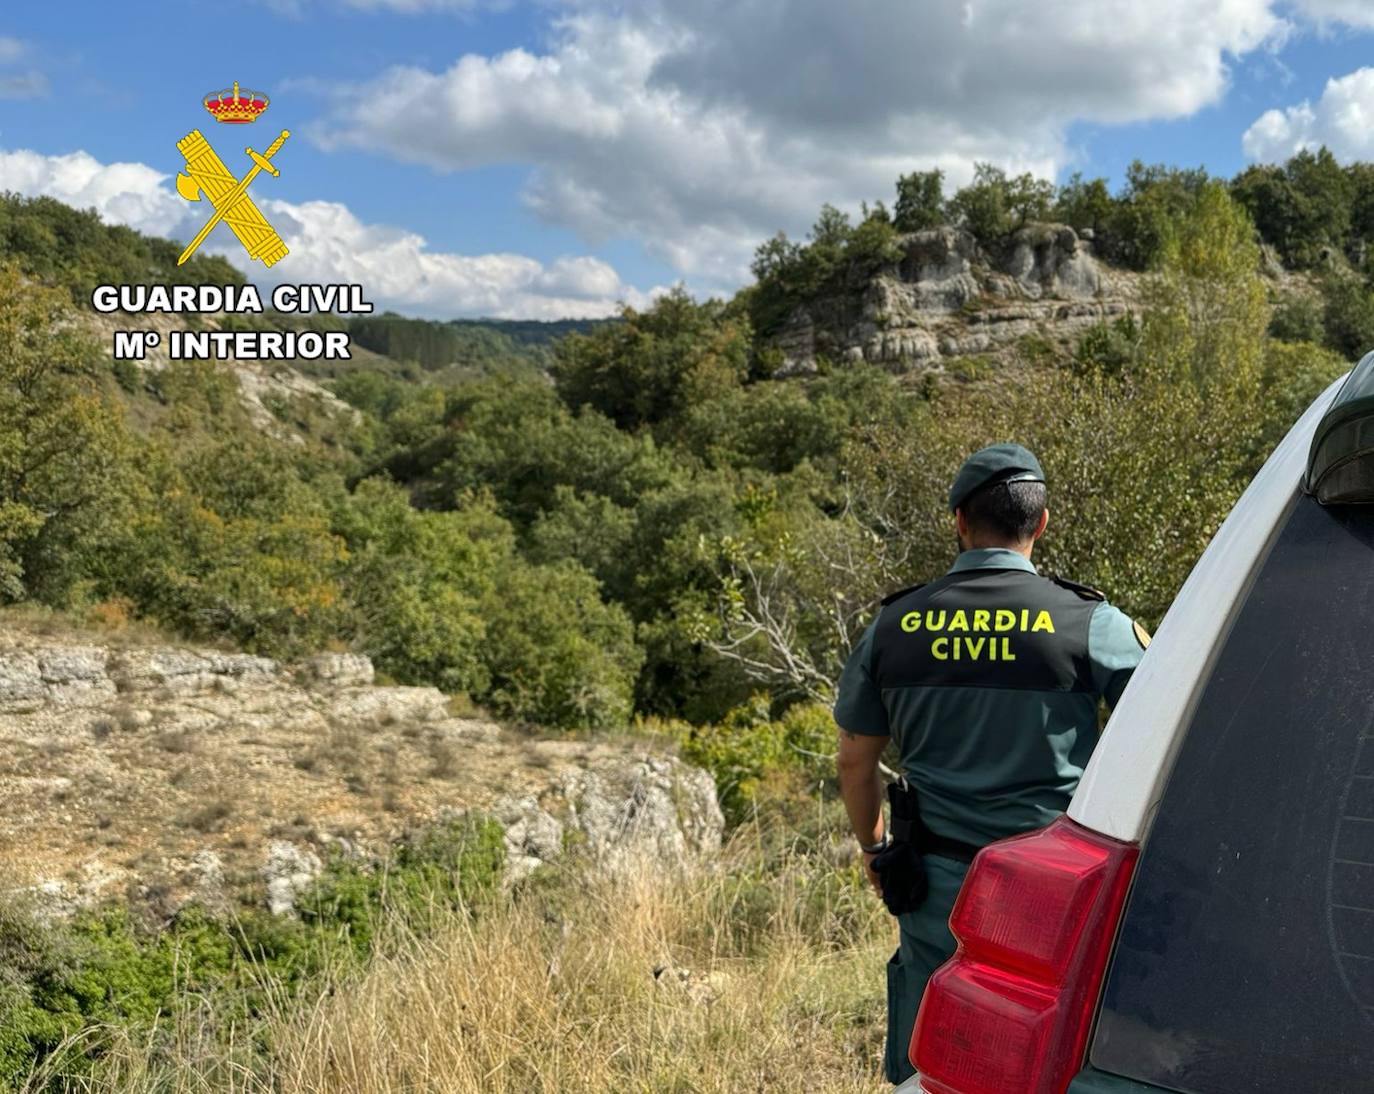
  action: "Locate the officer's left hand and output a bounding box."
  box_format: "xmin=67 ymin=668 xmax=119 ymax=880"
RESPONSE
xmin=861 ymin=850 xmax=883 ymax=895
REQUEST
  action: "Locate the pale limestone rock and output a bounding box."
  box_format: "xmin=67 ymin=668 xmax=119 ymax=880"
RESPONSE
xmin=187 ymin=849 xmax=229 ymax=911
xmin=766 ymin=220 xmax=1137 ymax=375
xmin=305 ymin=652 xmax=375 ymax=688
xmin=263 ymin=840 xmax=323 ymax=916
xmin=0 ymin=647 xmax=116 ymax=713
xmin=109 ymin=648 xmax=278 ymax=697
xmin=0 ymin=652 xmax=46 ymax=713
xmin=496 ymin=755 xmax=724 ymax=881
xmin=322 ymin=685 xmax=450 ymax=726
xmin=559 ymin=756 xmax=724 ymax=867
xmin=498 ymin=795 xmax=566 ymax=879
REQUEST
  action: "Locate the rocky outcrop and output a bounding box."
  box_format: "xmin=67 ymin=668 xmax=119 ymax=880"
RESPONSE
xmin=498 ymin=758 xmax=723 ymax=880
xmin=263 ymin=840 xmax=323 ymax=917
xmin=771 ymin=222 xmax=1141 ymax=376
xmin=0 ymin=631 xmax=723 ymax=918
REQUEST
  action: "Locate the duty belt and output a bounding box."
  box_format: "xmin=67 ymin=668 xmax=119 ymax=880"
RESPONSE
xmin=888 ymin=778 xmax=982 ymax=863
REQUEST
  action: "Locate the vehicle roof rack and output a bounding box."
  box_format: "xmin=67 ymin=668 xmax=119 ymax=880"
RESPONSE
xmin=1305 ymin=352 xmax=1374 ymax=504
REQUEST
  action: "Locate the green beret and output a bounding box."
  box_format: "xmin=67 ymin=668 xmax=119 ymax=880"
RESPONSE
xmin=948 ymin=443 xmax=1045 ymax=512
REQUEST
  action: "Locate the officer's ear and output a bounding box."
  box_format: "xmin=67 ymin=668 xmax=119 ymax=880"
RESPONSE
xmin=1032 ymin=507 xmax=1049 ymax=542
xmin=954 ymin=507 xmax=970 ymax=544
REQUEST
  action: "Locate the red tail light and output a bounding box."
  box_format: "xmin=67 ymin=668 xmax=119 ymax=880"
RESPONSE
xmin=911 ymin=816 xmax=1138 ymax=1094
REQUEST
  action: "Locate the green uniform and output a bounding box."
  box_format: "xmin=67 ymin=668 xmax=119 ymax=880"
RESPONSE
xmin=834 ymin=548 xmax=1145 ymax=1084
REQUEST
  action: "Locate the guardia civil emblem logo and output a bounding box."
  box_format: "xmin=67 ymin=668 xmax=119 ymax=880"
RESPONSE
xmin=174 ymin=81 xmax=290 ymax=268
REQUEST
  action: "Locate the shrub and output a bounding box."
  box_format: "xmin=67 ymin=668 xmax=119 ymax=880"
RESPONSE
xmin=481 ymin=559 xmax=642 ymax=730
xmin=335 ymin=479 xmax=508 ymax=695
xmin=1269 ymin=293 xmax=1326 ymax=344
xmin=300 ymin=814 xmax=506 ymax=955
xmin=0 ymin=815 xmax=505 ymax=1084
xmin=1074 ymin=314 xmax=1141 ymax=376
xmin=679 ymin=697 xmax=839 ymax=825
xmin=1258 ymin=340 xmax=1350 ymax=455
xmin=552 ymin=288 xmax=751 ymax=436
xmin=1321 ymin=275 xmax=1374 ymax=359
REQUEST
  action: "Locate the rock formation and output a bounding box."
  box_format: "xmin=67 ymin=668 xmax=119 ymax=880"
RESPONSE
xmin=771 ymin=222 xmax=1141 ymax=376
xmin=0 ymin=631 xmax=723 ymax=918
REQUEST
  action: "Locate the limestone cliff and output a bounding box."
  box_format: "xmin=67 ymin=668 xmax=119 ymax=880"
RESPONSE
xmin=771 ymin=223 xmax=1143 ymax=376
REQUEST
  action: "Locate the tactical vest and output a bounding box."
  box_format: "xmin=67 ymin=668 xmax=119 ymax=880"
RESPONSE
xmin=850 ymin=563 xmax=1114 ymax=847
xmin=871 ymin=568 xmax=1101 ymax=695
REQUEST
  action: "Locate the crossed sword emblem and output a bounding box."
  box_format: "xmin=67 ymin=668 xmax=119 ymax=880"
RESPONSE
xmin=175 ymin=128 xmax=291 ymax=267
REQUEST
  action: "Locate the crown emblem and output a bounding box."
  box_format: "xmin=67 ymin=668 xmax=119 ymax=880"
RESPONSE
xmin=202 ymin=81 xmax=269 ymax=124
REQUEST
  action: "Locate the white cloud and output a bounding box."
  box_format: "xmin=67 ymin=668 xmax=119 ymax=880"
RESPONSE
xmin=0 ymin=146 xmax=655 ymax=319
xmin=0 ymin=149 xmax=182 ymax=232
xmin=256 ymin=198 xmax=657 ymax=318
xmin=313 ymin=0 xmax=1284 ymax=292
xmin=1285 ymin=0 xmax=1374 ymax=29
xmin=1242 ymin=67 xmax=1374 ymax=161
xmin=0 ymin=36 xmax=47 ymax=99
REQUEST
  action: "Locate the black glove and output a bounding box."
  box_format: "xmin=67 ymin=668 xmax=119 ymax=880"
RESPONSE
xmin=870 ymin=840 xmax=928 ymax=916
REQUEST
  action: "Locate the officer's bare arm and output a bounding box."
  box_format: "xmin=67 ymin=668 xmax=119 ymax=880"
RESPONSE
xmin=837 ymin=729 xmax=889 ymax=850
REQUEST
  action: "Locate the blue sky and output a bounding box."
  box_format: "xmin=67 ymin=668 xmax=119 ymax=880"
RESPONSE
xmin=3 ymin=1 xmax=1374 ymax=318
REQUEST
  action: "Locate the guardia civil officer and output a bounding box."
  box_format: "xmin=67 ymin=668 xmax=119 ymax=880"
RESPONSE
xmin=833 ymin=443 xmax=1147 ymax=1087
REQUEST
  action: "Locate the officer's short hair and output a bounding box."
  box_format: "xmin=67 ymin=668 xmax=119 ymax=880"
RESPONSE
xmin=961 ymin=480 xmax=1047 ymax=543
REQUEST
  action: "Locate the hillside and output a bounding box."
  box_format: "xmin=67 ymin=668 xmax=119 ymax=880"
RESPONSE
xmin=0 ymin=623 xmax=720 ymax=920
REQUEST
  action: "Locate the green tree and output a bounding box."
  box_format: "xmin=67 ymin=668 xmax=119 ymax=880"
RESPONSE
xmin=107 ymin=435 xmax=350 ymax=658
xmin=947 ymin=164 xmax=1055 ymax=249
xmin=334 ymin=479 xmax=511 ymax=694
xmin=403 ymin=377 xmax=676 ymax=527
xmin=894 ymin=169 xmax=946 ymax=232
xmin=946 ymin=163 xmax=1014 ymax=245
xmin=1345 ymin=161 xmax=1374 ymax=265
xmin=0 ymin=264 xmax=129 ymax=602
xmin=1099 ymin=161 xmax=1210 ymax=270
xmin=1232 ymin=148 xmax=1351 ymax=268
xmin=552 ymin=289 xmax=751 ymax=436
xmin=1321 ymin=275 xmax=1374 ymax=358
xmin=1054 ymin=173 xmax=1115 ymax=236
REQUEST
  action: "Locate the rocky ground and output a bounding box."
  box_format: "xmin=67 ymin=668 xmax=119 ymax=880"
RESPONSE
xmin=0 ymin=628 xmax=722 ymax=919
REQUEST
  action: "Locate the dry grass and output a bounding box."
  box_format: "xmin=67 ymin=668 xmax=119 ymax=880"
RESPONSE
xmin=36 ymin=824 xmax=894 ymax=1094
xmin=0 ymin=603 xmax=195 ymax=650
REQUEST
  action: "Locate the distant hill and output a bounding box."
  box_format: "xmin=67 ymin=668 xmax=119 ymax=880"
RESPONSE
xmin=343 ymin=313 xmax=607 ymax=377
xmin=450 ymin=317 xmax=609 ymax=348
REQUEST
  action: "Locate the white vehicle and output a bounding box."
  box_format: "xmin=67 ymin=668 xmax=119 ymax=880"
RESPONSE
xmin=907 ymin=357 xmax=1374 ymax=1094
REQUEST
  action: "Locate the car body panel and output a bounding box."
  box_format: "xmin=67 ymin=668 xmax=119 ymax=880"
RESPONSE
xmin=1066 ymin=1066 xmax=1169 ymax=1094
xmin=1068 ymin=375 xmax=1347 ymax=843
xmin=1087 ymin=491 xmax=1374 ymax=1091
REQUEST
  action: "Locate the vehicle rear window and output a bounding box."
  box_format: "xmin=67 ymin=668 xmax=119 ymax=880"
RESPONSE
xmin=1090 ymin=494 xmax=1374 ymax=1092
